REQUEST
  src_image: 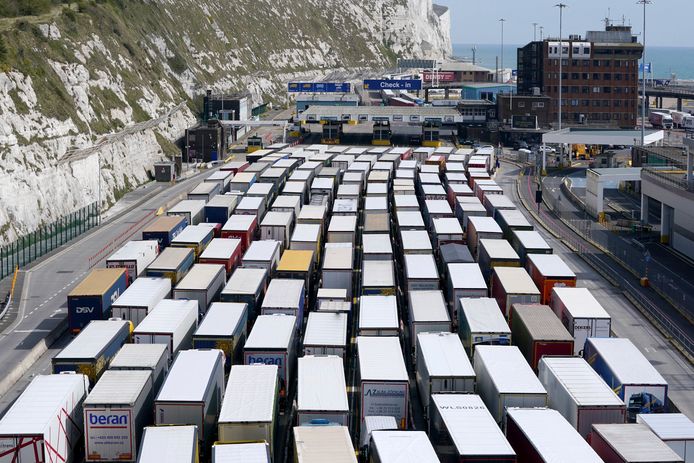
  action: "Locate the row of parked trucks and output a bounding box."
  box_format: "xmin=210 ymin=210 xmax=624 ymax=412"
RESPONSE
xmin=0 ymin=143 xmax=690 ymax=463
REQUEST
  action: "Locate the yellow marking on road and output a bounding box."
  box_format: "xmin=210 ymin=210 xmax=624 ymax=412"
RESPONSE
xmin=156 ymin=207 xmax=165 ymax=216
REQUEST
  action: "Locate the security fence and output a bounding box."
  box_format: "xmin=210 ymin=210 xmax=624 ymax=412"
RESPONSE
xmin=0 ymin=202 xmax=100 ymax=280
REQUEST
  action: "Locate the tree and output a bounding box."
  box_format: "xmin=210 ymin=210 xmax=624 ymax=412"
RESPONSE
xmin=0 ymin=36 xmax=7 ymax=63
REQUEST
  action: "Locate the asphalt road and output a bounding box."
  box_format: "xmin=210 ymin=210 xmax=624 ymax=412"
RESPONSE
xmin=497 ymin=160 xmax=694 ymax=419
xmin=0 ymin=166 xmax=214 ymax=410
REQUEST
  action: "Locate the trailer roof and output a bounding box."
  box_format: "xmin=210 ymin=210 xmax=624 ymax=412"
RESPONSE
xmin=513 ymin=305 xmax=574 ymax=342
xmin=298 ymin=356 xmax=349 ymax=412
xmin=0 ymin=374 xmax=88 ymax=434
xmin=333 ymin=198 xmax=358 ymax=214
xmin=245 ymin=314 xmax=296 ymax=349
xmin=370 ymin=431 xmax=439 ymax=462
xmin=55 ymin=319 xmax=129 ymax=360
xmin=468 ymin=216 xmax=503 ymax=234
xmin=189 ymin=181 xmax=219 ymax=196
xmin=175 ymin=263 xmax=224 ymax=291
xmin=143 ymin=215 xmax=187 ymax=233
xmin=359 ymin=295 xmax=398 ymax=331
xmin=213 ymin=442 xmax=270 ymax=462
xmin=328 ymin=215 xmax=357 ymax=232
xmin=243 ymin=240 xmax=281 ymax=262
xmin=507 ymin=408 xmax=603 ymax=463
xmin=262 ymin=279 xmax=304 ymax=308
xmin=311 ymin=177 xmax=334 ymax=190
xmin=357 ymin=336 xmax=408 ymax=381
xmin=200 ymin=238 xmax=241 ymax=260
xmin=84 ymin=370 xmax=151 ymax=405
xmin=422 ymin=184 xmax=446 ymax=196
xmin=404 ymin=254 xmax=438 ymax=280
xmin=291 ymin=223 xmax=321 ymax=243
xmin=479 ymin=239 xmax=519 ymax=260
xmin=206 ymin=194 xmax=237 ymax=209
xmin=316 ymin=288 xmax=348 ymax=300
xmin=527 ymin=253 xmax=575 ymax=278
xmin=440 ymin=243 xmax=474 ymax=264
xmin=69 ymin=268 xmax=126 ymax=296
xmin=418 ymin=332 xmax=474 ymax=378
xmin=409 ymin=290 xmax=449 ymax=323
xmin=513 ymin=230 xmax=552 ymax=250
xmin=206 ymin=170 xmax=233 ymax=181
xmin=397 ymin=211 xmax=425 ymax=228
xmin=365 ymin=196 xmax=388 ymax=211
xmin=586 ymin=337 xmax=667 ymax=385
xmin=261 ymin=211 xmax=293 ymax=227
xmin=220 ymin=365 xmax=278 ymax=423
xmin=283 ymin=181 xmax=307 ymax=194
xmin=303 ymin=312 xmax=348 ymax=347
xmin=134 ymin=299 xmax=198 ymax=333
xmin=592 ymin=424 xmax=683 ymax=462
xmin=277 ymin=250 xmax=314 ymax=273
xmin=552 ymin=287 xmax=610 ymax=319
xmin=110 ymin=343 xmax=168 ymax=370
xmin=474 ymin=346 xmax=546 ymax=394
xmin=400 ymin=230 xmax=433 ymax=251
xmin=195 ymin=302 xmax=247 ymax=337
xmin=298 ymin=204 xmax=327 ymax=221
xmin=496 ymin=208 xmax=532 ymax=228
xmin=337 ymin=183 xmax=360 ymax=196
xmin=394 ymin=195 xmax=419 ymax=209
xmin=107 ymin=240 xmax=158 ymax=262
xmin=456 ymin=200 xmax=486 ymax=212
xmin=460 ymin=298 xmax=510 ymax=334
xmin=222 ymin=267 xmax=267 ymax=295
xmin=236 ymin=196 xmax=265 ymax=211
xmin=363 ymin=260 xmax=395 ymax=287
xmin=431 ymin=394 xmax=515 ymax=457
xmin=293 ymin=426 xmax=357 ymax=463
xmin=230 ymin=172 xmax=256 ymax=183
xmin=362 ymin=234 xmax=393 ymax=256
xmin=168 ymin=199 xmax=205 ymax=215
xmin=493 ymin=267 xmax=540 ymax=295
xmin=448 ymin=263 xmax=487 ymax=290
xmin=637 ymin=413 xmax=694 ymax=441
xmin=433 ymin=217 xmax=464 ymax=235
xmin=171 ymin=224 xmax=213 ymax=244
xmin=425 ymin=200 xmax=452 ymax=216
xmin=156 ymin=349 xmax=223 ymax=402
xmin=540 ymin=356 xmax=624 ymax=407
xmin=272 ymin=195 xmax=301 ymax=209
xmin=222 ymin=214 xmax=257 ymax=231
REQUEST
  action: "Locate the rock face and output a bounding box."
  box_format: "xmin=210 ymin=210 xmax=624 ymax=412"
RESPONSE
xmin=0 ymin=0 xmax=450 ymax=244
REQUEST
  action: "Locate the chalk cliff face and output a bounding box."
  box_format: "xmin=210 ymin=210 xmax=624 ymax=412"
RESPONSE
xmin=0 ymin=0 xmax=451 ymax=243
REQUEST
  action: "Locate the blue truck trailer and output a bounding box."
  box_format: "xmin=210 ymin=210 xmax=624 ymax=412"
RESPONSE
xmin=67 ymin=268 xmax=128 ymax=333
xmin=141 ymin=215 xmax=188 ymax=248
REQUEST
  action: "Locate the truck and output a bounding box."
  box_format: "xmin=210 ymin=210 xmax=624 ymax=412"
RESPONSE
xmin=187 ymin=181 xmax=222 ymax=203
xmin=302 ymin=312 xmax=348 ymax=358
xmin=133 ymin=299 xmax=198 ymax=362
xmin=199 ymin=238 xmax=243 ymax=276
xmin=400 ymin=230 xmax=433 ymax=255
xmin=362 ymin=234 xmax=394 ymax=261
xmin=396 ymin=210 xmax=426 ymax=231
xmin=510 ymin=230 xmax=553 ymax=265
xmin=137 ymin=425 xmax=199 ymax=463
xmin=538 ymin=356 xmax=626 ymax=439
xmin=167 ymin=199 xmax=206 ymax=226
xmin=551 ymin=287 xmax=611 ymax=355
xmin=173 ymin=263 xmax=226 ymax=316
xmin=590 ymin=423 xmax=683 ymax=463
xmin=260 ymin=211 xmax=293 ymax=248
xmin=362 ymin=260 xmax=396 ymax=296
xmin=327 ymin=215 xmax=358 ymax=245
xmin=141 ymin=215 xmax=188 ymax=249
xmin=271 ymin=195 xmax=301 ymax=222
xmin=83 ymin=370 xmax=154 ymax=462
xmin=204 ymin=194 xmax=237 ymax=224
xmin=403 ymin=254 xmax=440 ymax=292
xmin=359 ymin=295 xmax=399 ymax=337
xmin=458 ymin=297 xmax=511 ymax=357
xmin=193 ymin=302 xmax=247 ymax=368
xmin=478 ymin=239 xmax=521 ymax=283
xmin=467 ymin=216 xmax=503 ymax=259
xmin=220 ymin=214 xmax=258 ymax=253
xmin=491 ymin=267 xmax=541 ymax=319
xmin=495 ymin=208 xmax=533 ymax=240
xmin=297 ymin=355 xmax=349 ymax=426
xmin=261 ymin=278 xmax=305 ymax=327
xmin=432 ymin=217 xmax=465 ymax=246
xmin=244 ymin=314 xmax=297 ymax=401
xmin=52 ymin=319 xmax=131 ymax=384
xmin=369 ymin=431 xmax=439 ymax=463
xmin=0 ymin=374 xmax=89 ymax=463
xmin=511 ymin=304 xmax=574 ymax=371
xmin=154 ymin=349 xmax=225 ymax=449
xmin=322 ymin=243 xmax=354 ymax=297
xmin=204 ymin=170 xmax=233 ymax=193
xmin=111 ymin=277 xmax=171 ymax=327
xmin=483 ymin=193 xmax=516 ymax=218
xmin=290 ymin=223 xmax=322 ymax=259
xmin=408 ymin=291 xmax=451 ymax=354
xmin=276 ymin=250 xmax=315 ymax=289
xmin=242 ymin=240 xmax=281 ymax=275
xmin=637 ymin=414 xmax=694 ymax=463
xmin=584 ymin=337 xmax=668 ymax=422
xmin=67 ymin=268 xmax=128 ymax=333
xmin=445 ymin=263 xmax=488 ymax=321
xmin=505 ymin=408 xmax=604 ymax=463
xmin=218 ymin=364 xmax=279 ymax=450
xmin=416 ymin=332 xmax=475 ymax=418
xmin=109 ymin=343 xmax=169 ymax=392
xmin=428 ymin=394 xmax=516 ymax=463
xmin=106 ymin=240 xmax=159 ymax=284
xmin=171 ymin=225 xmax=214 ymax=258
xmin=293 ymin=426 xmax=357 ymax=463
xmin=473 ymin=345 xmax=547 ymax=424
xmin=455 ymin=199 xmax=487 ymax=231
xmin=144 ymin=247 xmax=195 ymax=285
xmin=526 ymin=253 xmax=577 ymax=304
xmin=229 ymin=172 xmax=256 ymax=193
xmin=357 ymin=336 xmax=409 ymax=430
xmin=220 ymin=267 xmax=267 ymax=323
xmin=649 ymin=111 xmax=674 ymax=129
xmin=211 ymin=442 xmax=271 ymax=463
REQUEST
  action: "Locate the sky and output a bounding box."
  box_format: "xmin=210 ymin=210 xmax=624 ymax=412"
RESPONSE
xmin=434 ymin=0 xmax=694 ymax=47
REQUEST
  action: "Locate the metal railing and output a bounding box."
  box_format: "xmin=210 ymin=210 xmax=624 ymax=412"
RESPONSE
xmin=0 ymin=202 xmax=100 ymax=280
xmin=642 ymin=166 xmax=694 ymax=192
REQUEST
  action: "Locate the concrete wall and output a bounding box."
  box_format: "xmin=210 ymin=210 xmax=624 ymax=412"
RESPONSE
xmin=642 ymin=176 xmax=694 ymax=259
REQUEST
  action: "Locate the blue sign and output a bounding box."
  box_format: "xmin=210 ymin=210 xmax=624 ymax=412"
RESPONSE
xmin=287 ymin=82 xmax=351 ymax=93
xmin=511 ymin=69 xmax=518 ymax=77
xmin=363 ymin=79 xmax=422 ymax=91
xmin=639 ymin=62 xmax=652 ymax=73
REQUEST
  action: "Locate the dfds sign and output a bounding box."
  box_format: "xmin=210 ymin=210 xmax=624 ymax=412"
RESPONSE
xmin=363 ymin=79 xmax=422 ymax=91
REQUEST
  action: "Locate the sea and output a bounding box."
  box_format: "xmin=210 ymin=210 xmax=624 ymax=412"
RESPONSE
xmin=452 ymin=43 xmax=694 ymax=81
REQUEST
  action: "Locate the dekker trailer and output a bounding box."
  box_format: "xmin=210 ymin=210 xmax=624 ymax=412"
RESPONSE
xmin=297 ymin=355 xmax=349 ymax=426
xmin=111 ymin=277 xmax=171 ymax=326
xmin=68 ymin=268 xmax=128 ymax=332
xmin=0 ymin=374 xmax=89 ymax=463
xmin=106 ymin=240 xmax=159 ymax=284
xmin=551 ymin=287 xmax=611 ymax=355
xmin=83 ymin=370 xmax=154 ymax=462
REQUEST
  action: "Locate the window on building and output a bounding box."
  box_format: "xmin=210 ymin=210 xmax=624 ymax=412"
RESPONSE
xmin=614 ymin=61 xmax=622 ymax=68
xmin=583 ymin=47 xmax=590 ymax=54
xmin=571 ymin=86 xmax=579 ymax=93
xmin=582 ymin=99 xmax=590 ymax=106
xmin=592 ymin=100 xmax=601 ymax=107
xmin=592 ymin=87 xmax=601 ymax=93
xmin=614 ymin=113 xmax=621 ymax=120
xmin=603 ymin=87 xmax=611 ymax=93
xmin=602 ymin=100 xmax=610 ymax=107
xmin=614 ymin=100 xmax=622 ymax=107
xmin=562 ymin=59 xmax=569 ymax=66
xmin=573 ymin=47 xmax=579 ymax=54
xmin=532 ymin=102 xmax=545 ymax=108
xmin=593 ymin=60 xmax=600 ymax=67
xmin=603 ymin=113 xmax=611 ymax=120
xmin=518 ymin=101 xmax=525 ymax=108
xmin=603 ymin=73 xmax=612 ymax=80
xmin=593 ymin=73 xmax=600 ymax=80
xmin=572 ymin=59 xmax=579 ymax=66
xmin=582 ymin=86 xmax=589 ymax=94
xmin=582 ymin=73 xmax=589 ymax=80
xmin=603 ymin=60 xmax=611 ymax=66
xmin=561 ymin=86 xmax=569 ymax=93
xmin=615 ymin=74 xmax=622 ymax=81
xmin=571 ymin=99 xmax=579 ymax=106
xmin=571 ymin=73 xmax=579 ymax=79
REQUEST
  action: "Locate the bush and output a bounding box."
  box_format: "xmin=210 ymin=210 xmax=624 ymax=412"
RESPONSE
xmin=63 ymin=5 xmax=76 ymax=20
xmin=0 ymin=36 xmax=7 ymax=63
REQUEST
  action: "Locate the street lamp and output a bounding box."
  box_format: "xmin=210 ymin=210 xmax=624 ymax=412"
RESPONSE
xmin=540 ymin=26 xmax=544 ymax=40
xmin=638 ymin=0 xmax=651 ymax=146
xmin=555 ymin=3 xmax=567 ymax=131
xmin=499 ymin=18 xmax=506 ymax=83
xmin=533 ymin=22 xmax=539 ymax=41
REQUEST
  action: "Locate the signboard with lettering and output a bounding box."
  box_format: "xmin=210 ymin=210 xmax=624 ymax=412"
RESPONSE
xmin=363 ymin=79 xmax=422 ymax=91
xmin=287 ymin=82 xmax=351 ymax=93
xmin=422 ymin=71 xmax=456 ymax=82
xmin=512 ymin=115 xmax=538 ymax=130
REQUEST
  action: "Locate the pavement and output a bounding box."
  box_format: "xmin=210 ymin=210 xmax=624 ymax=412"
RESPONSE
xmin=496 ymin=159 xmax=694 ymax=419
xmin=0 ymin=164 xmax=215 ymax=408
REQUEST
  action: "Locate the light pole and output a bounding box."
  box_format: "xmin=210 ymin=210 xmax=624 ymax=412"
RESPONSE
xmin=556 ymin=3 xmax=567 ymax=131
xmin=638 ymin=0 xmax=651 ymax=146
xmin=499 ymin=18 xmax=506 ymax=83
xmin=540 ymin=26 xmax=544 ymax=40
xmin=533 ymin=22 xmax=539 ymax=41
